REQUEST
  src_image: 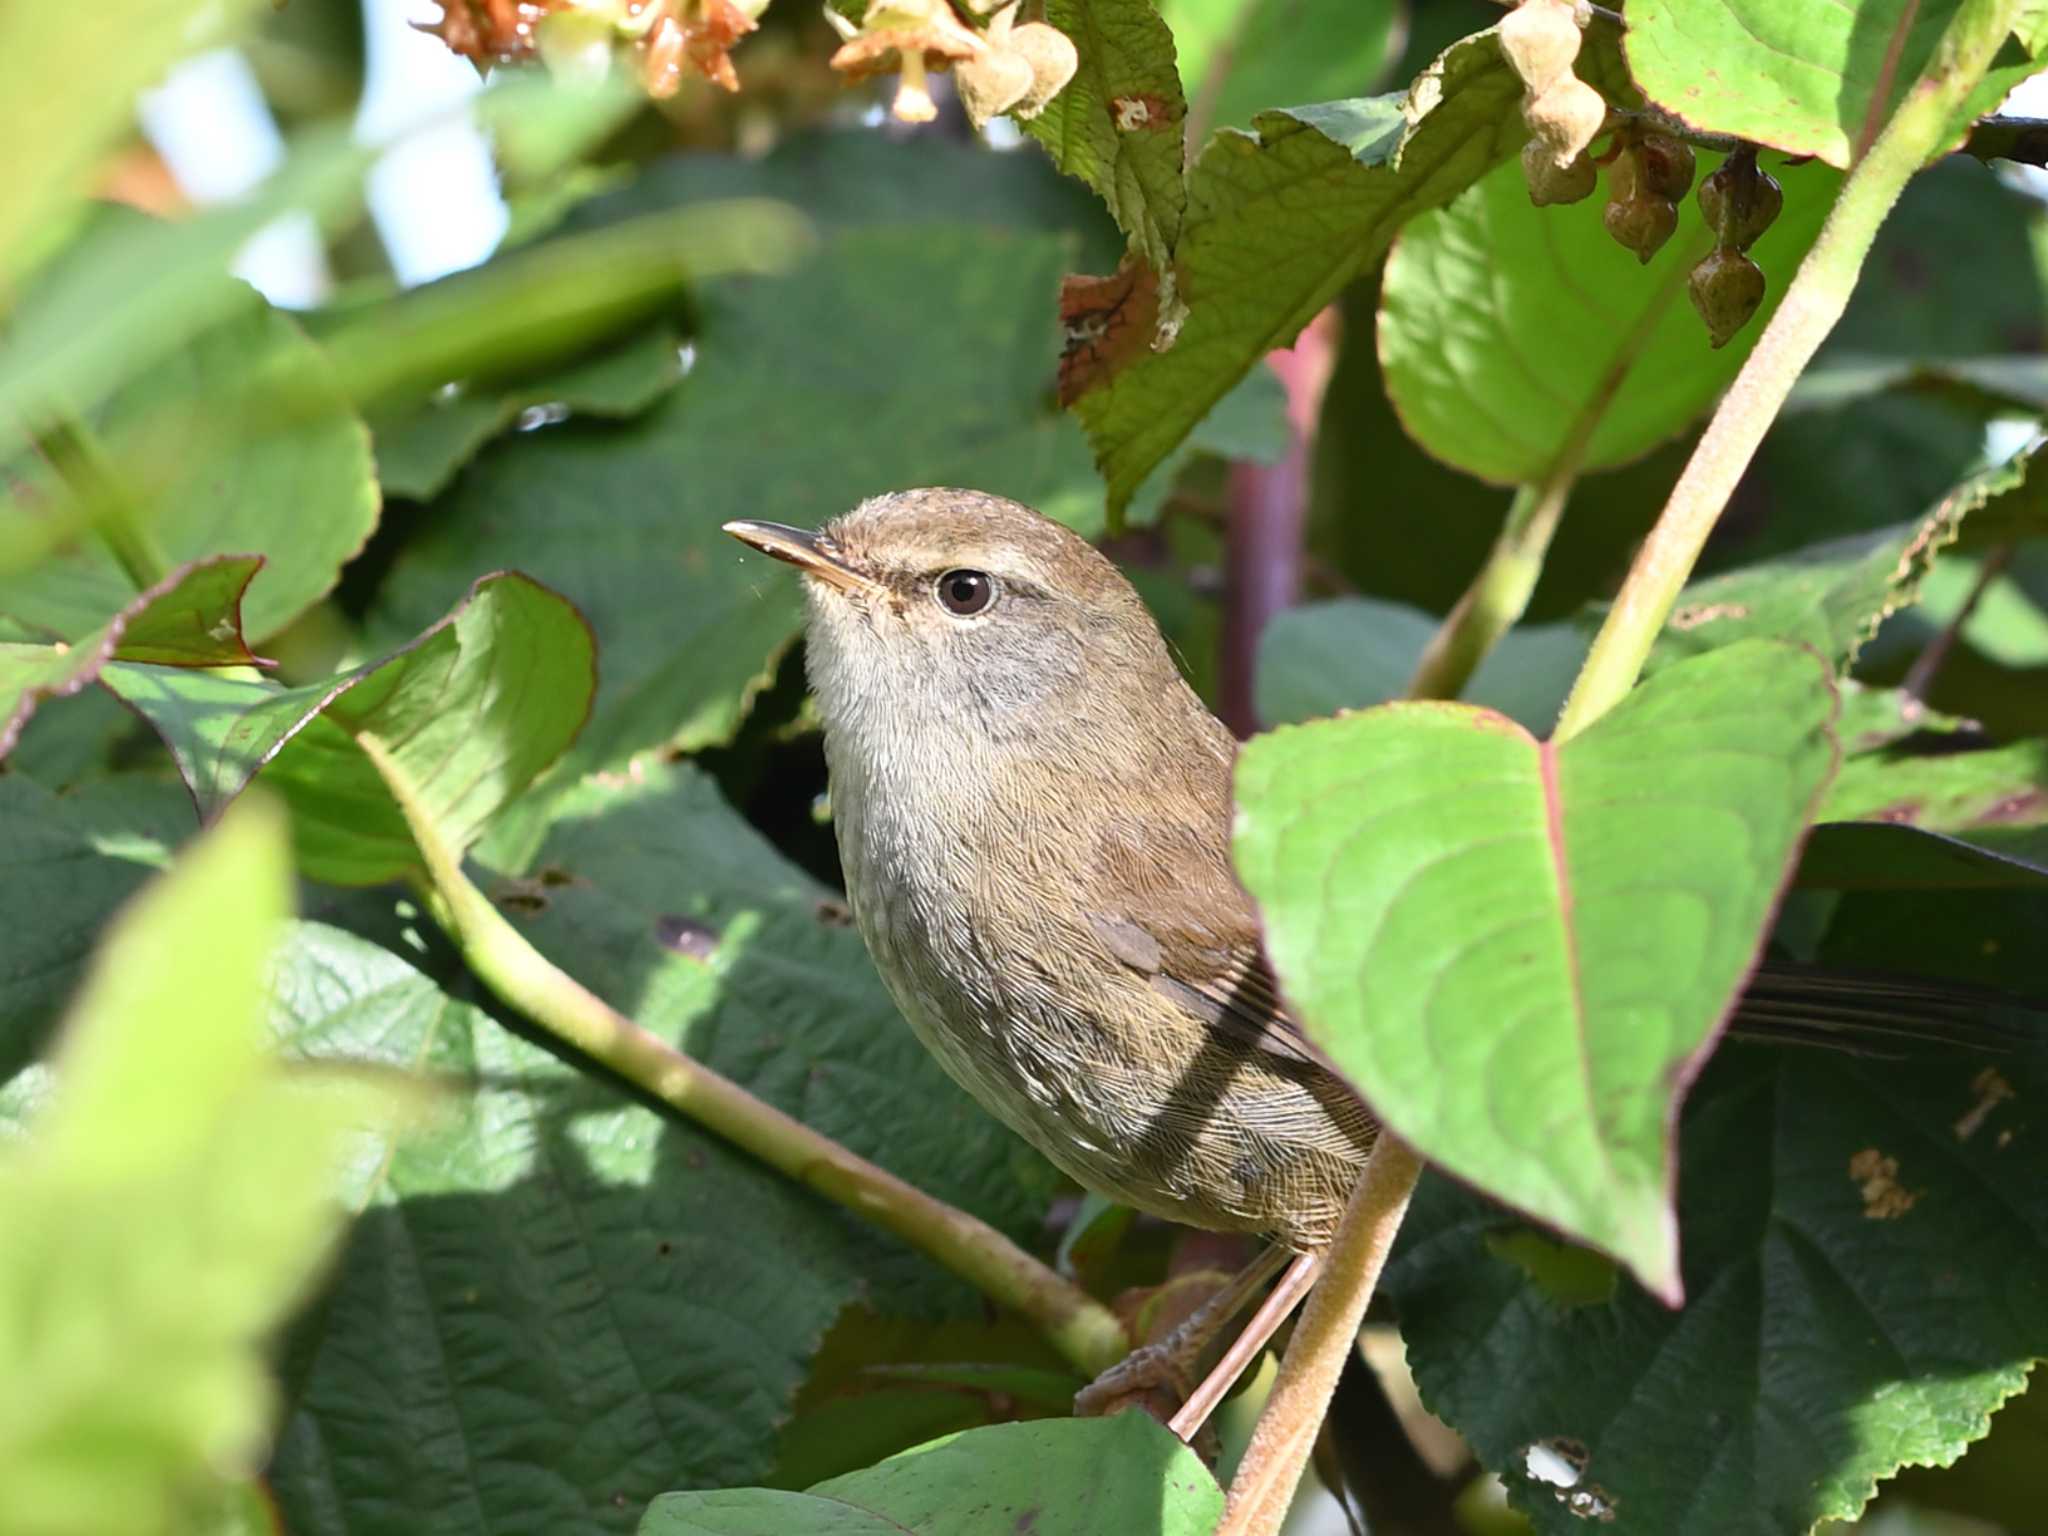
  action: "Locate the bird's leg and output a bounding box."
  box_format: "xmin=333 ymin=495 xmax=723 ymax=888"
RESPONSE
xmin=1167 ymin=1248 xmax=1323 ymax=1442
xmin=1073 ymin=1243 xmax=1292 ymax=1421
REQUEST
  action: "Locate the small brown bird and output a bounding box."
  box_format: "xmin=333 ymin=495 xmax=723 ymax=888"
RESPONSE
xmin=725 ymin=488 xmax=2030 ymax=1430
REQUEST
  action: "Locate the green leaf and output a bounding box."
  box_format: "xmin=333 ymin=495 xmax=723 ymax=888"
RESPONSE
xmin=1797 ymin=820 xmax=2048 ymax=888
xmin=1255 ymin=596 xmax=1588 ymax=731
xmin=1 ymin=554 xmax=265 ymax=758
xmin=0 ymin=301 xmax=376 ymax=645
xmin=1824 ymin=739 xmax=2048 ymax=829
xmin=0 ymin=77 xmax=641 ymax=441
xmin=642 ymin=1416 xmax=1220 ymax=1535
xmin=1234 ymin=640 xmax=1839 ymax=1295
xmin=1307 ymin=283 xmax=1682 ymax=622
xmin=1387 ymin=1042 xmax=2048 ymax=1535
xmin=1800 ymin=736 xmax=2048 ymax=888
xmin=368 ymin=134 xmax=1107 ymax=769
xmin=1654 ymin=510 xmax=1975 ymax=675
xmin=1162 ymin=0 xmax=1404 ymax=136
xmin=1023 ymin=0 xmax=1189 ymax=268
xmin=1073 ymin=26 xmax=1531 ymax=516
xmin=0 ymin=1 xmax=266 ymax=283
xmin=367 ymin=327 xmax=685 ymax=502
xmin=1380 ymin=152 xmax=1840 ymax=485
xmin=0 ymin=777 xmax=189 ymax=1075
xmin=1624 ymin=0 xmax=2048 ymax=169
xmin=104 ymin=573 xmax=595 ymax=885
xmin=264 ymin=762 xmax=1061 ymax=1534
xmin=0 ymin=797 xmax=399 ymax=1536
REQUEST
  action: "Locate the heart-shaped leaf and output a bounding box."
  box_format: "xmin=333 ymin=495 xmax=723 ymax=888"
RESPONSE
xmin=103 ymin=571 xmax=594 ymax=884
xmin=1233 ymin=639 xmax=1839 ymax=1296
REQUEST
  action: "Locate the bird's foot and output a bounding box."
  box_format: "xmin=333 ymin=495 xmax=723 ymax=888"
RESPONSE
xmin=1074 ymin=1342 xmax=1220 ymax=1462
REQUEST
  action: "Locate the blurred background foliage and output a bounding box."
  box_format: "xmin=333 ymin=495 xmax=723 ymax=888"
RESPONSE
xmin=2 ymin=1 xmax=2046 ymax=1533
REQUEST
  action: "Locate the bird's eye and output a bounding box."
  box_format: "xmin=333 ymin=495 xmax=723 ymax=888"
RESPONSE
xmin=934 ymin=569 xmax=996 ymax=617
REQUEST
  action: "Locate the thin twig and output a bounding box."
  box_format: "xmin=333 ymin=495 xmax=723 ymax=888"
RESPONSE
xmin=1899 ymin=540 xmax=2015 ymax=706
xmin=354 ymin=732 xmax=1130 ymax=1378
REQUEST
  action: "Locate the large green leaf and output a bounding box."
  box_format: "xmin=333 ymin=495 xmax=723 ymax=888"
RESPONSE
xmin=1380 ymin=153 xmax=1840 ymax=484
xmin=641 ymin=1416 xmax=1219 ymax=1535
xmin=367 ymin=134 xmax=1109 ymax=770
xmin=1073 ymin=26 xmax=1529 ymax=515
xmin=1234 ymin=640 xmax=1839 ymax=1296
xmin=104 ymin=573 xmax=594 ymax=885
xmin=1623 ymin=0 xmax=2048 ymax=169
xmin=0 ymin=798 xmax=399 ymax=1536
xmin=0 ymin=554 xmax=264 ymax=758
xmin=265 ymin=761 xmax=1060 ymax=1535
xmin=1161 ymin=0 xmax=1404 ymax=136
xmin=1387 ymin=1042 xmax=2048 ymax=1536
xmin=0 ymin=300 xmax=377 ymax=645
xmin=1023 ymin=0 xmax=1189 ymax=268
xmin=0 ymin=777 xmax=190 ymax=1076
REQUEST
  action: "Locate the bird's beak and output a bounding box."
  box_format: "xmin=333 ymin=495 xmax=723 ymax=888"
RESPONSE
xmin=721 ymin=520 xmax=877 ymax=597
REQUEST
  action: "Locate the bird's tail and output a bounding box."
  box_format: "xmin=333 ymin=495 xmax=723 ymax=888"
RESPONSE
xmin=1730 ymin=963 xmax=2046 ymax=1058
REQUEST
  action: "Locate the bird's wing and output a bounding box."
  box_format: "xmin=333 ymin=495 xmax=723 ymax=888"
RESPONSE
xmin=1085 ymin=821 xmax=1334 ymax=1074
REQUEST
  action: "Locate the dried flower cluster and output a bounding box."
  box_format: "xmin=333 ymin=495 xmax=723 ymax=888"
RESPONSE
xmin=826 ymin=0 xmax=1077 ymax=127
xmin=423 ymin=0 xmax=764 ymax=97
xmin=1498 ymin=0 xmax=1785 ymax=348
xmin=1502 ymin=0 xmax=1604 ymax=206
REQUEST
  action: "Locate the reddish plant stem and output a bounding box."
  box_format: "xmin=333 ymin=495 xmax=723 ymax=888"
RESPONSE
xmin=1219 ymin=308 xmax=1340 ymax=737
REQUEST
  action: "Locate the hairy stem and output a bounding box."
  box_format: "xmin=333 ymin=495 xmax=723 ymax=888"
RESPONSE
xmin=1218 ymin=1135 xmax=1424 ymax=1536
xmin=1554 ymin=0 xmax=2023 ymax=743
xmin=355 ymin=733 xmax=1129 ymax=1378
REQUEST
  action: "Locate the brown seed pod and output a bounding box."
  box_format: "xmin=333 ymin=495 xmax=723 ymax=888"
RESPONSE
xmin=1688 ymin=247 xmax=1767 ymax=346
xmin=1500 ymin=0 xmax=1582 ymax=98
xmin=1524 ymin=75 xmax=1608 ymax=167
xmin=1698 ymin=158 xmax=1784 ymax=251
xmin=1637 ymin=132 xmax=1696 ymax=203
xmin=1522 ymin=140 xmax=1598 ymax=206
xmin=1603 ymin=192 xmax=1678 ymax=264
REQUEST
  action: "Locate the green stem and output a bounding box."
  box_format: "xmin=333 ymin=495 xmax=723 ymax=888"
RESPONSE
xmin=355 ymin=733 xmax=1129 ymax=1378
xmin=1404 ymin=479 xmax=1572 ymax=702
xmin=1407 ymin=226 xmax=1699 ymax=705
xmin=33 ymin=415 xmax=170 ymax=590
xmin=1217 ymin=1135 xmax=1424 ymax=1536
xmin=1552 ymin=0 xmax=2024 ymax=743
